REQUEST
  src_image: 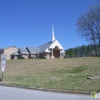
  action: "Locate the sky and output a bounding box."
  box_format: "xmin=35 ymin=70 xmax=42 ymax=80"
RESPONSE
xmin=0 ymin=0 xmax=99 ymax=50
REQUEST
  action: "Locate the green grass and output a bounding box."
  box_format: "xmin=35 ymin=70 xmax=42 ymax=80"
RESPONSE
xmin=0 ymin=57 xmax=100 ymax=92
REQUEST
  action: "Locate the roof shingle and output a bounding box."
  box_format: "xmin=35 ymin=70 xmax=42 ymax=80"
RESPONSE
xmin=19 ymin=48 xmax=29 ymax=54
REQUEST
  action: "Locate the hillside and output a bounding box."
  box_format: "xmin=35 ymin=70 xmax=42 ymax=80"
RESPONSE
xmin=0 ymin=57 xmax=100 ymax=92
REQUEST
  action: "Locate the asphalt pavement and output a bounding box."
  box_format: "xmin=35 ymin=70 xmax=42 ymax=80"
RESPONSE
xmin=0 ymin=86 xmax=92 ymax=100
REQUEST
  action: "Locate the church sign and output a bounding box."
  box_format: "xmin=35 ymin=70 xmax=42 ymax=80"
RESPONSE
xmin=1 ymin=54 xmax=7 ymax=72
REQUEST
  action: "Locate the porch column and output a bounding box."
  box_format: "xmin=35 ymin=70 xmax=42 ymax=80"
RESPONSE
xmin=59 ymin=49 xmax=62 ymax=59
xmin=51 ymin=48 xmax=54 ymax=59
xmin=52 ymin=49 xmax=53 ymax=56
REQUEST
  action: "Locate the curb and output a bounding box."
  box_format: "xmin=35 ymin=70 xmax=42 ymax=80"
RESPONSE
xmin=0 ymin=83 xmax=91 ymax=95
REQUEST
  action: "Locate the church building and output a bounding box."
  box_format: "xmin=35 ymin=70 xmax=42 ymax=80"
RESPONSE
xmin=0 ymin=26 xmax=65 ymax=60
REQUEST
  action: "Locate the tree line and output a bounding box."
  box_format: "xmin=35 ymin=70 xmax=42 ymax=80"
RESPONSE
xmin=65 ymin=44 xmax=100 ymax=58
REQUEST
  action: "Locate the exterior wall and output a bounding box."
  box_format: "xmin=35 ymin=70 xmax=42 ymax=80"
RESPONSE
xmin=29 ymin=54 xmax=36 ymax=59
xmin=46 ymin=53 xmax=51 ymax=59
xmin=39 ymin=53 xmax=51 ymax=59
xmin=14 ymin=55 xmax=19 ymax=60
xmin=11 ymin=55 xmax=19 ymax=60
xmin=14 ymin=55 xmax=18 ymax=59
xmin=22 ymin=55 xmax=28 ymax=59
xmin=4 ymin=47 xmax=18 ymax=60
xmin=60 ymin=53 xmax=64 ymax=59
xmin=29 ymin=54 xmax=32 ymax=58
xmin=39 ymin=53 xmax=46 ymax=59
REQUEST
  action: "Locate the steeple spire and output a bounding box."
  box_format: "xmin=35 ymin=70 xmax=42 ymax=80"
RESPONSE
xmin=52 ymin=24 xmax=55 ymax=42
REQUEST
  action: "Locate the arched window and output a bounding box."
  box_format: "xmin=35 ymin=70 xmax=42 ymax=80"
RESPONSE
xmin=55 ymin=46 xmax=59 ymax=50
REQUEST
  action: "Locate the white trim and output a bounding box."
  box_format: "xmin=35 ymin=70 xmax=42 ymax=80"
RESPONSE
xmin=45 ymin=48 xmax=51 ymax=52
xmin=49 ymin=40 xmax=64 ymax=49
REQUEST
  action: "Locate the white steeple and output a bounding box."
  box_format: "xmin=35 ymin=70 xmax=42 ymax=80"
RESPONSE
xmin=52 ymin=24 xmax=55 ymax=42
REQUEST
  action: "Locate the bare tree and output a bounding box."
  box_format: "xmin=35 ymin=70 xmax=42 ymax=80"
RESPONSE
xmin=76 ymin=4 xmax=100 ymax=55
xmin=77 ymin=10 xmax=98 ymax=55
xmin=92 ymin=5 xmax=100 ymax=49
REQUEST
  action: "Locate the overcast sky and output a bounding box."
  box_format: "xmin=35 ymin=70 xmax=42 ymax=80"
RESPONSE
xmin=0 ymin=0 xmax=99 ymax=49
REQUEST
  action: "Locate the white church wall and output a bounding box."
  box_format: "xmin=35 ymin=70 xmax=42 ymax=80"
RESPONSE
xmin=49 ymin=40 xmax=64 ymax=49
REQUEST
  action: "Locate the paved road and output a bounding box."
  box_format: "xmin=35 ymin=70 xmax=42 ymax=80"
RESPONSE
xmin=0 ymin=86 xmax=92 ymax=100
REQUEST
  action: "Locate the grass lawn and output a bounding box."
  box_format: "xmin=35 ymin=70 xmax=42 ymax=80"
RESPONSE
xmin=0 ymin=57 xmax=100 ymax=92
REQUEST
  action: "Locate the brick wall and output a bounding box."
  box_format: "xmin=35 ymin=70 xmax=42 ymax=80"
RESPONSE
xmin=4 ymin=47 xmax=18 ymax=60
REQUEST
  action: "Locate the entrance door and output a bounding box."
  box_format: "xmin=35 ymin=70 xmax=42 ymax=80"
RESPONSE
xmin=53 ymin=49 xmax=60 ymax=58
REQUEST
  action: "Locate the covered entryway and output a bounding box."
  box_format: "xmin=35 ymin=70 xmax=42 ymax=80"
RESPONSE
xmin=53 ymin=49 xmax=60 ymax=58
xmin=53 ymin=46 xmax=60 ymax=58
xmin=11 ymin=55 xmax=19 ymax=60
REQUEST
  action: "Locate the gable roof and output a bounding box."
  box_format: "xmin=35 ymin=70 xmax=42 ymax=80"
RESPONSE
xmin=19 ymin=48 xmax=29 ymax=54
xmin=2 ymin=39 xmax=64 ymax=55
xmin=4 ymin=46 xmax=18 ymax=50
xmin=26 ymin=47 xmax=40 ymax=54
xmin=26 ymin=40 xmax=64 ymax=54
xmin=38 ymin=41 xmax=54 ymax=53
xmin=26 ymin=42 xmax=53 ymax=54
